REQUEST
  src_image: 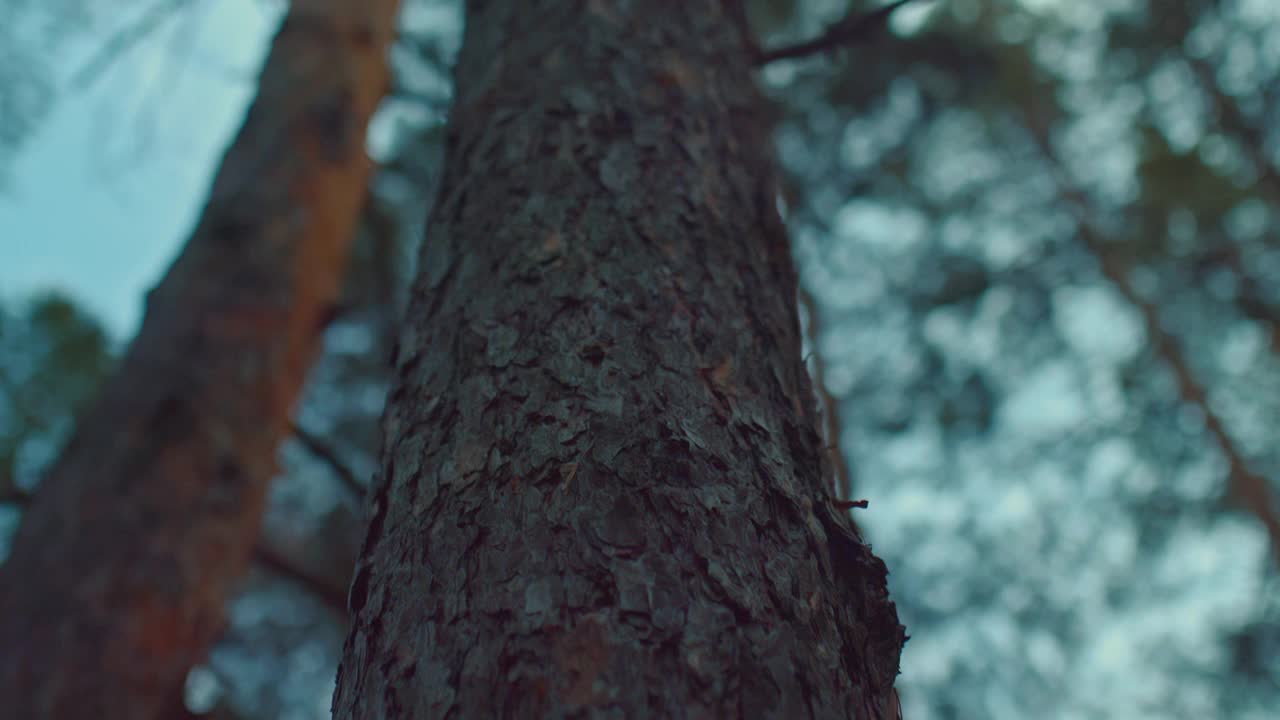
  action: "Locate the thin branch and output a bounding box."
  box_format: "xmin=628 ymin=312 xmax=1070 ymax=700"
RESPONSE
xmin=0 ymin=485 xmax=32 ymax=507
xmin=72 ymin=0 xmax=196 ymax=88
xmin=1194 ymin=240 xmax=1280 ymax=359
xmin=1185 ymin=54 xmax=1280 ymax=200
xmin=291 ymin=422 xmax=366 ymax=502
xmin=1097 ymin=229 xmax=1280 ymax=563
xmin=755 ymin=0 xmax=932 ymax=66
xmin=2 ymin=487 xmax=350 ymax=614
xmin=1021 ymin=114 xmax=1280 ymax=564
xmin=1181 ymin=56 xmax=1280 ymax=355
xmin=252 ymin=542 xmax=349 ymax=617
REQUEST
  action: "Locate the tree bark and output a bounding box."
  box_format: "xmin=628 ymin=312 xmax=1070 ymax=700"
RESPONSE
xmin=332 ymin=2 xmax=904 ymax=718
xmin=0 ymin=1 xmax=400 ymax=717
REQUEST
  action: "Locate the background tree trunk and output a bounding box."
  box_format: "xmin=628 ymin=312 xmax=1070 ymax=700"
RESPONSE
xmin=333 ymin=1 xmax=904 ymax=717
xmin=0 ymin=1 xmax=400 ymax=717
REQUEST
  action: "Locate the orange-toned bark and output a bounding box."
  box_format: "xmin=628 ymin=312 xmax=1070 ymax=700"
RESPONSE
xmin=0 ymin=1 xmax=400 ymax=717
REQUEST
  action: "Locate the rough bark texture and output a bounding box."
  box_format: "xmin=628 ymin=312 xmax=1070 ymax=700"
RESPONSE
xmin=333 ymin=1 xmax=904 ymax=718
xmin=0 ymin=1 xmax=400 ymax=717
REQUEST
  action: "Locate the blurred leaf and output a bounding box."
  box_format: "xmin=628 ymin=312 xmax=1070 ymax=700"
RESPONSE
xmin=912 ymin=253 xmax=991 ymax=308
xmin=1137 ymin=126 xmax=1253 ymax=218
xmin=747 ymin=0 xmax=801 ymax=37
xmin=939 ymin=371 xmax=994 ymax=434
xmin=0 ymin=293 xmax=114 ymax=491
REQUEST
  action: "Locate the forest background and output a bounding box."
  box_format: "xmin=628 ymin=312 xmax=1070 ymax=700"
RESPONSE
xmin=2 ymin=0 xmax=1278 ymax=718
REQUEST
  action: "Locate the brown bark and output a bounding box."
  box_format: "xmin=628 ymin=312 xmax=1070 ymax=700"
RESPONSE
xmin=332 ymin=2 xmax=904 ymax=718
xmin=0 ymin=1 xmax=400 ymax=717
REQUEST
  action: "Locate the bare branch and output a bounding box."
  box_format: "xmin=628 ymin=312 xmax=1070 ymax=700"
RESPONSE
xmin=755 ymin=0 xmax=932 ymax=66
xmin=1185 ymin=54 xmax=1280 ymax=200
xmin=1021 ymin=113 xmax=1280 ymax=565
xmin=2 ymin=487 xmax=350 ymax=616
xmin=252 ymin=542 xmax=349 ymax=618
xmin=0 ymin=485 xmax=32 ymax=506
xmin=72 ymin=0 xmax=196 ymax=88
xmin=1181 ymin=55 xmax=1280 ymax=355
xmin=291 ymin=421 xmax=366 ymax=502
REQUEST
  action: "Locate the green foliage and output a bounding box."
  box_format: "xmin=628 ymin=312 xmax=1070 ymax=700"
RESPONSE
xmin=0 ymin=293 xmax=114 ymax=495
xmin=1136 ymin=125 xmax=1253 ymax=218
xmin=746 ymin=0 xmax=801 ymax=37
xmin=774 ymin=0 xmax=1280 ymax=717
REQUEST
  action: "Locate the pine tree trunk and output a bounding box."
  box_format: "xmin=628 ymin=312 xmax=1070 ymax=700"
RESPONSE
xmin=0 ymin=1 xmax=399 ymax=717
xmin=333 ymin=2 xmax=904 ymax=717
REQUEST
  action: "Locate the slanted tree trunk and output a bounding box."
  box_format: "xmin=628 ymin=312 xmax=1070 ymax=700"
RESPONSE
xmin=333 ymin=2 xmax=904 ymax=717
xmin=0 ymin=1 xmax=400 ymax=717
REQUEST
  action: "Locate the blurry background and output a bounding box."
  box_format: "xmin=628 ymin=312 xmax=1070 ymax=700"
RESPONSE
xmin=1 ymin=0 xmax=1278 ymax=718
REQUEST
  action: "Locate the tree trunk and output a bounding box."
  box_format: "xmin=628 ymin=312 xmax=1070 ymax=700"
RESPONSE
xmin=332 ymin=2 xmax=904 ymax=717
xmin=0 ymin=1 xmax=399 ymax=717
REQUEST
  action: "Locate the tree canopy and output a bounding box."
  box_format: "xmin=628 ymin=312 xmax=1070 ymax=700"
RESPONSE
xmin=1 ymin=0 xmax=1277 ymax=718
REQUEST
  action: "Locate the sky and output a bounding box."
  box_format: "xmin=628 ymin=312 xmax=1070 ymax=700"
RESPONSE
xmin=0 ymin=0 xmax=280 ymax=339
xmin=0 ymin=0 xmax=934 ymax=341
